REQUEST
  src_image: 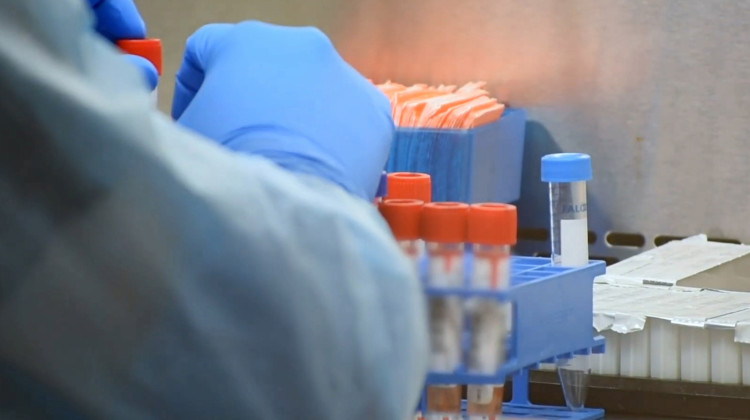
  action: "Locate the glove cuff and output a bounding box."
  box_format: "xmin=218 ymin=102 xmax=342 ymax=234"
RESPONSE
xmin=221 ymin=127 xmax=369 ymax=200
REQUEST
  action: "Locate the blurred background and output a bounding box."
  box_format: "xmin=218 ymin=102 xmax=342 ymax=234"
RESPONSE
xmin=138 ymin=0 xmax=750 ymax=263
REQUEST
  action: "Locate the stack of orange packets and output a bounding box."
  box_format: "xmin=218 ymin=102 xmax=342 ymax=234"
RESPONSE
xmin=377 ymin=81 xmax=506 ymax=129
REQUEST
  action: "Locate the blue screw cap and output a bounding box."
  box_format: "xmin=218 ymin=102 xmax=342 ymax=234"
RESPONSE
xmin=541 ymin=153 xmax=592 ymax=182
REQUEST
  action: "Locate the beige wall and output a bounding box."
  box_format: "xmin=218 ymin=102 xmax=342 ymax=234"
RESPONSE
xmin=136 ymin=0 xmax=347 ymax=113
xmin=137 ymin=0 xmax=750 ymax=261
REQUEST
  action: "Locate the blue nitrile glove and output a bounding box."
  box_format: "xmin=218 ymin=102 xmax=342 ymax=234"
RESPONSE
xmin=172 ymin=22 xmax=394 ymax=201
xmin=88 ymin=0 xmax=159 ymax=90
xmin=124 ymin=54 xmax=158 ymax=91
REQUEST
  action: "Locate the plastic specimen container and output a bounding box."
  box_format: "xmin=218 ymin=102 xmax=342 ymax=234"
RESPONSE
xmin=542 ymin=153 xmax=592 ymax=267
xmin=420 ymin=202 xmax=469 ymax=418
xmin=465 ymin=203 xmax=517 ymax=418
xmin=378 ymin=198 xmax=424 ymax=270
xmin=541 ymin=153 xmax=594 ymax=408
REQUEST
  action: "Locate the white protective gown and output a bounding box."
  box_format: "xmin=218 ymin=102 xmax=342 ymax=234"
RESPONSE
xmin=0 ymin=1 xmax=427 ymax=418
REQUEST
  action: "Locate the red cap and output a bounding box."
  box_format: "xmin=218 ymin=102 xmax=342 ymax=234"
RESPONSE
xmin=379 ymin=199 xmax=423 ymax=240
xmin=468 ymin=203 xmax=517 ymax=245
xmin=420 ymin=202 xmax=469 ymax=243
xmin=387 ymin=172 xmax=432 ymax=203
xmin=117 ymin=39 xmax=163 ymax=75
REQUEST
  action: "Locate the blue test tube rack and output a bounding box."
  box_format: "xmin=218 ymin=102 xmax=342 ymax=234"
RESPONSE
xmin=420 ymin=256 xmax=606 ymax=420
xmin=386 ymin=109 xmax=527 ymax=203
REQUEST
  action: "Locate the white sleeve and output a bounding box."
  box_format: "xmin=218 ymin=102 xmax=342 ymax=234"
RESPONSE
xmin=0 ymin=1 xmax=427 ymax=419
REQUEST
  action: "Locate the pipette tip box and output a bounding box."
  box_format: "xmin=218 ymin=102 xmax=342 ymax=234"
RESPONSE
xmin=387 ymin=108 xmax=526 ymax=203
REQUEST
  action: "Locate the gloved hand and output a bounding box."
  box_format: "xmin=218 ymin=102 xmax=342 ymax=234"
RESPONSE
xmin=172 ymin=22 xmax=394 ymax=201
xmin=88 ymin=0 xmax=159 ymax=90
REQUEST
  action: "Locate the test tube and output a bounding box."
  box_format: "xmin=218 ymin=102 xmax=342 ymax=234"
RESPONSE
xmin=117 ymin=39 xmax=163 ymax=106
xmin=420 ymin=202 xmax=469 ymax=420
xmin=541 ymin=153 xmax=593 ymax=410
xmin=388 ymin=172 xmax=432 ymax=256
xmin=541 ymin=153 xmax=592 ymax=267
xmin=387 ymin=172 xmax=432 ymax=203
xmin=379 ymin=199 xmax=424 ymax=270
xmin=466 ymin=203 xmax=517 ymax=420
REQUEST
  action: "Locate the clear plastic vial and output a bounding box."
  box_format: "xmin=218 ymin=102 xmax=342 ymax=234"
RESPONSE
xmin=466 ymin=203 xmax=517 ymax=419
xmin=385 ymin=172 xmax=432 ymax=259
xmin=420 ymin=202 xmax=469 ymax=420
xmin=556 ymin=356 xmax=592 ymax=410
xmin=378 ymin=198 xmax=424 ymax=271
xmin=380 ymin=198 xmax=426 ymax=420
xmin=541 ymin=153 xmax=593 ymax=411
xmin=541 ymin=153 xmax=592 ymax=267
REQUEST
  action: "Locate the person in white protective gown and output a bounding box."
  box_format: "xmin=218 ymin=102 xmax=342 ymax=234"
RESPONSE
xmin=0 ymin=0 xmax=428 ymax=419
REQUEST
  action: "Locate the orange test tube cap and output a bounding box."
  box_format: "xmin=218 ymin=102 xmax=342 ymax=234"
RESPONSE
xmin=379 ymin=199 xmax=424 ymax=240
xmin=387 ymin=172 xmax=432 ymax=203
xmin=420 ymin=202 xmax=469 ymax=243
xmin=117 ymin=39 xmax=163 ymax=75
xmin=468 ymin=203 xmax=518 ymax=245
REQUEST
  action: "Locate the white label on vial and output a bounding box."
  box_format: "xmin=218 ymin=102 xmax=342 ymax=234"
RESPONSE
xmin=468 ymin=300 xmax=504 ymax=373
xmin=472 ymin=257 xmax=510 ymax=289
xmin=467 ymin=384 xmax=494 ymax=404
xmin=428 ymin=255 xmax=464 ymax=288
xmin=429 ymin=297 xmax=463 ymax=372
xmin=561 ymin=218 xmax=588 ymax=266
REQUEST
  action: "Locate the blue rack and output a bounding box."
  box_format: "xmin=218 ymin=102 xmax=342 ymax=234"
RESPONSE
xmin=420 ymin=256 xmax=606 ymax=419
xmin=386 ymin=108 xmax=526 ymax=203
